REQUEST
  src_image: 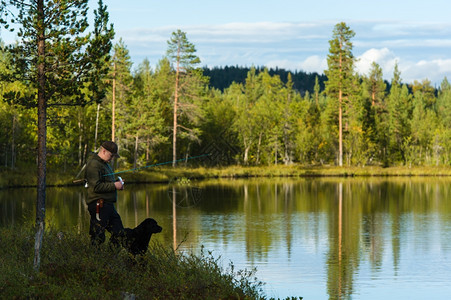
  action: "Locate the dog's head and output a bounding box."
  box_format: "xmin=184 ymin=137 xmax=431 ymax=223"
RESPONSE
xmin=141 ymin=218 xmax=162 ymax=234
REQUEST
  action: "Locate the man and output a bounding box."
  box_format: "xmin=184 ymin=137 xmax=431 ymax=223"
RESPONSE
xmin=85 ymin=141 xmax=125 ymax=246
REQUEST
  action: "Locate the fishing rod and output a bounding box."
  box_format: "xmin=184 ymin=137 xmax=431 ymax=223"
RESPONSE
xmin=103 ymin=153 xmax=211 ymax=177
xmin=72 ymin=153 xmax=210 ymax=184
xmin=72 ymin=147 xmax=100 ymax=184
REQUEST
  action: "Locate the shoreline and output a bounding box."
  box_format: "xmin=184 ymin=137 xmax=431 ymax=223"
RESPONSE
xmin=2 ymin=165 xmax=451 ymax=189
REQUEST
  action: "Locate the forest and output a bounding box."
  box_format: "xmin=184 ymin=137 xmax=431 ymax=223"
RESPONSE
xmin=3 ymin=0 xmax=451 ymax=282
xmin=203 ymin=65 xmax=328 ymax=94
xmin=0 ymin=4 xmax=450 ymax=176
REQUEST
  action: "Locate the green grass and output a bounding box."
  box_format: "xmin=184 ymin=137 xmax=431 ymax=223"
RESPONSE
xmin=2 ymin=164 xmax=451 ymax=188
xmin=121 ymin=165 xmax=451 ymax=184
xmin=0 ymin=226 xmax=298 ymax=299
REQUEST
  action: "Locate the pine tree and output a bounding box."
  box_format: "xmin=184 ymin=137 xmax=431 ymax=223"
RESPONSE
xmin=109 ymin=39 xmax=132 ymax=149
xmin=365 ymin=62 xmax=388 ymax=164
xmin=0 ymin=0 xmax=113 ymax=271
xmin=0 ymin=43 xmax=30 ymax=169
xmin=254 ymin=68 xmax=284 ymax=164
xmin=233 ymin=67 xmax=262 ymax=164
xmin=128 ymin=58 xmax=168 ymax=168
xmin=88 ymin=0 xmax=115 ymax=104
xmin=410 ymin=80 xmax=438 ymax=165
xmin=166 ymin=29 xmax=201 ymax=166
xmin=281 ymin=73 xmax=298 ymax=165
xmin=199 ymin=85 xmax=238 ymax=166
xmin=387 ymin=63 xmax=409 ymax=163
xmin=314 ymin=75 xmax=321 ymax=106
xmin=325 ymin=22 xmax=356 ymax=166
xmin=436 ymin=78 xmax=451 ymax=164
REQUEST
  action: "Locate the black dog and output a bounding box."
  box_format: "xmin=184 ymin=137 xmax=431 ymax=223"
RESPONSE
xmin=123 ymin=218 xmax=162 ymax=255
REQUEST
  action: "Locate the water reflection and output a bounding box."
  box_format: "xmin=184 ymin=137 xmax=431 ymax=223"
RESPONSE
xmin=2 ymin=177 xmax=451 ymax=299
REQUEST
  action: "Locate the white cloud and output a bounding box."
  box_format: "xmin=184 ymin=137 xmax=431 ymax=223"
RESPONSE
xmin=300 ymin=55 xmax=328 ymax=73
xmin=205 ymin=54 xmax=325 ymax=74
xmin=118 ymin=22 xmax=331 ymax=46
xmin=401 ymin=59 xmax=451 ymax=85
xmin=358 ymin=39 xmax=451 ymax=49
xmin=265 ymin=56 xmax=327 ymax=74
xmin=370 ymin=22 xmax=451 ymax=37
xmin=114 ymin=21 xmax=451 ymax=86
xmin=355 ymin=48 xmax=399 ymax=79
xmin=354 ymin=48 xmax=451 ymax=85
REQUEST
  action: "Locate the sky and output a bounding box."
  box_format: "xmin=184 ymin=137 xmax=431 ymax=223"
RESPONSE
xmin=3 ymin=0 xmax=451 ymax=86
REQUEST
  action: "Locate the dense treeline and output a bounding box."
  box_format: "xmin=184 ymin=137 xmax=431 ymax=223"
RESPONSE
xmin=203 ymin=65 xmax=327 ymax=95
xmin=1 ymin=24 xmax=450 ymax=175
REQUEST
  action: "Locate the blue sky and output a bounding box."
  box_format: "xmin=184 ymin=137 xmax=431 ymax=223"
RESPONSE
xmin=3 ymin=0 xmax=451 ymax=86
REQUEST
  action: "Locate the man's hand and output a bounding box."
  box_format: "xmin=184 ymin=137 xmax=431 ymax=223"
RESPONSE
xmin=115 ymin=178 xmax=124 ymax=190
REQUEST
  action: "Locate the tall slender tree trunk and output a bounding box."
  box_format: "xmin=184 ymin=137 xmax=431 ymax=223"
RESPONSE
xmin=3 ymin=141 xmax=6 ymax=167
xmin=315 ymin=89 xmax=319 ymax=106
xmin=11 ymin=114 xmax=16 ymax=169
xmin=244 ymin=142 xmax=250 ymax=165
xmin=94 ymin=103 xmax=100 ymax=150
xmin=172 ymin=46 xmax=180 ymax=167
xmin=338 ymin=182 xmax=343 ymax=268
xmin=145 ymin=136 xmax=150 ymax=164
xmin=172 ymin=186 xmax=177 ymax=250
xmin=34 ymin=0 xmax=46 ymax=272
xmin=133 ymin=134 xmax=139 ymax=169
xmin=185 ymin=143 xmax=190 ymax=165
xmin=112 ymin=62 xmax=116 ymax=142
xmin=256 ymin=132 xmax=262 ymax=164
xmin=83 ymin=143 xmax=88 ymax=166
xmin=339 ymin=89 xmax=343 ymax=167
xmin=283 ymin=93 xmax=292 ymax=166
xmin=78 ymin=110 xmax=82 ymax=166
xmin=371 ymin=88 xmax=376 ymax=106
xmin=338 ymin=50 xmax=343 ymax=167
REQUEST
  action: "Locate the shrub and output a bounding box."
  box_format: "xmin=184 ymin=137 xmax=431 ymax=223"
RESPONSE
xmin=0 ymin=226 xmax=267 ymax=299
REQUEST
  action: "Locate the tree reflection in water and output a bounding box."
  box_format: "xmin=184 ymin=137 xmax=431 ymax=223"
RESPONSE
xmin=2 ymin=178 xmax=451 ymax=299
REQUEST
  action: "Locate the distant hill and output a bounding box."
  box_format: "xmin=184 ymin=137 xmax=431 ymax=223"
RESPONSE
xmin=203 ymin=66 xmax=327 ymax=95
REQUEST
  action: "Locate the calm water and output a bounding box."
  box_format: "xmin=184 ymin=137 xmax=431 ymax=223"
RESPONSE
xmin=2 ymin=177 xmax=451 ymax=299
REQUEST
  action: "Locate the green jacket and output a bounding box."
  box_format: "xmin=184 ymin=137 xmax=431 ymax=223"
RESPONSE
xmin=85 ymin=154 xmax=117 ymax=204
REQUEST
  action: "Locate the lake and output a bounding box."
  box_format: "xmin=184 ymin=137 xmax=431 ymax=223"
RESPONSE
xmin=2 ymin=177 xmax=451 ymax=299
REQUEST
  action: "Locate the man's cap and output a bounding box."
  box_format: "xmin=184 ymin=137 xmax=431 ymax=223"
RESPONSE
xmin=101 ymin=141 xmax=120 ymax=157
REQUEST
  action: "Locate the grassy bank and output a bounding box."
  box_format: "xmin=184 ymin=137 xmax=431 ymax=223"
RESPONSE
xmin=1 ymin=165 xmax=451 ymax=188
xmin=0 ymin=226 xmax=296 ymax=299
xmin=136 ymin=165 xmax=451 ymax=180
xmin=91 ymin=165 xmax=451 ymax=186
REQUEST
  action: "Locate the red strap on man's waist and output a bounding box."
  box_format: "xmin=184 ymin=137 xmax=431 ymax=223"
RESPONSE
xmin=96 ymin=199 xmax=104 ymax=214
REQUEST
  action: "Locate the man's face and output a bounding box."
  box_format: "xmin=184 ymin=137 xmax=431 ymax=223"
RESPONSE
xmin=99 ymin=148 xmax=114 ymax=162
